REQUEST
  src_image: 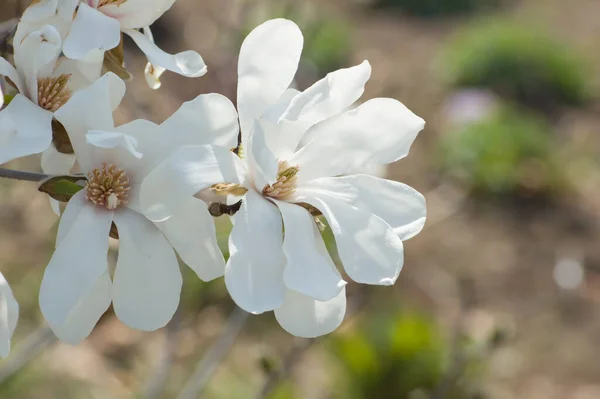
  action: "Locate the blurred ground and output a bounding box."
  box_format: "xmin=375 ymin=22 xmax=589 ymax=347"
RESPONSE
xmin=3 ymin=0 xmax=600 ymax=398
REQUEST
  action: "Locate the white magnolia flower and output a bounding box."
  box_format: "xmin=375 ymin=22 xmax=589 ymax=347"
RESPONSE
xmin=0 ymin=25 xmax=90 ymax=165
xmin=0 ymin=272 xmax=18 ymax=358
xmin=19 ymin=0 xmax=207 ymax=88
xmin=40 ymin=72 xmax=239 ymax=343
xmin=140 ymin=19 xmax=427 ymax=338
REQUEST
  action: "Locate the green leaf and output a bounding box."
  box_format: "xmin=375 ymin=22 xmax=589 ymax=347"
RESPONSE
xmin=3 ymin=93 xmax=15 ymax=107
xmin=38 ymin=175 xmax=86 ymax=203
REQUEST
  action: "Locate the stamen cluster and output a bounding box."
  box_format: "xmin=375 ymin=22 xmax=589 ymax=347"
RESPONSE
xmin=85 ymin=163 xmax=131 ymax=210
xmin=37 ymin=75 xmax=72 ymax=112
xmin=262 ymin=161 xmax=299 ymax=200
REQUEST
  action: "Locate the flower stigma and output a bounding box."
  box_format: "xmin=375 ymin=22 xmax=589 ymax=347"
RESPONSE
xmin=85 ymin=163 xmax=131 ymax=210
xmin=262 ymin=161 xmax=299 ymax=200
xmin=37 ymin=74 xmax=72 ymax=112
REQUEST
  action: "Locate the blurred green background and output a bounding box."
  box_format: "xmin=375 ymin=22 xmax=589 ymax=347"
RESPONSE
xmin=2 ymin=0 xmax=600 ymax=397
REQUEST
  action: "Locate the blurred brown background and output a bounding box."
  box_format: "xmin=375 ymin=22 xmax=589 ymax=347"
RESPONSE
xmin=2 ymin=0 xmax=600 ymax=398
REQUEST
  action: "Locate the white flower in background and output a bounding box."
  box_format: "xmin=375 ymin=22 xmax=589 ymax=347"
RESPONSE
xmin=140 ymin=19 xmax=427 ymax=338
xmin=19 ymin=0 xmax=208 ymax=88
xmin=0 ymin=25 xmax=90 ymax=165
xmin=40 ymin=72 xmax=239 ymax=344
xmin=0 ymin=272 xmax=18 ymax=358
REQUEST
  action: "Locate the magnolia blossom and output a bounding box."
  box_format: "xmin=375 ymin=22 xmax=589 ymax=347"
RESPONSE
xmin=140 ymin=19 xmax=427 ymax=338
xmin=0 ymin=25 xmax=89 ymax=165
xmin=19 ymin=0 xmax=207 ymax=88
xmin=0 ymin=272 xmax=18 ymax=358
xmin=40 ymin=72 xmax=239 ymax=343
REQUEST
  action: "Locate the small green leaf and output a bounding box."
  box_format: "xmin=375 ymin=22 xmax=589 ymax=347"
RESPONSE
xmin=38 ymin=175 xmax=87 ymax=203
xmin=3 ymin=93 xmax=15 ymax=107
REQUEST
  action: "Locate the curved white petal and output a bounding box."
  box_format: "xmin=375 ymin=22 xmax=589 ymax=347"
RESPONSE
xmin=248 ymin=119 xmax=279 ymax=189
xmin=333 ymin=175 xmax=427 ymax=241
xmin=54 ymin=72 xmax=125 ymax=172
xmin=275 ymin=200 xmax=345 ymax=301
xmin=124 ymin=28 xmax=207 ymax=80
xmin=112 ymin=209 xmax=181 ymax=331
xmin=63 ymin=3 xmax=121 ymax=59
xmin=0 ymin=273 xmax=18 ymax=358
xmin=156 ymin=198 xmax=225 ymax=281
xmin=290 ymin=98 xmax=425 ymax=182
xmin=14 ymin=25 xmax=62 ymax=101
xmin=225 ymin=190 xmax=285 ymax=314
xmin=0 ymin=94 xmax=53 ymax=165
xmin=53 ymin=56 xmax=103 ymax=92
xmin=41 ymin=144 xmax=77 ymax=174
xmin=46 ymin=271 xmax=112 ymax=344
xmin=279 ymin=61 xmax=372 ymax=156
xmin=0 ymin=57 xmax=25 ymax=94
xmin=275 ymin=287 xmax=346 ymax=338
xmin=21 ymin=0 xmax=59 ymax=21
xmin=237 ymin=19 xmax=303 ymax=143
xmin=39 ymin=200 xmax=112 ymax=332
xmin=140 ymin=145 xmax=245 ymax=222
xmin=55 ymin=191 xmax=87 ymax=245
xmin=302 ymin=196 xmax=404 ymax=286
xmin=86 ymin=130 xmax=143 ymax=158
xmin=293 ymin=176 xmax=358 ymax=204
xmin=160 ymin=93 xmax=239 ymax=150
xmin=100 ymin=0 xmax=176 ymax=29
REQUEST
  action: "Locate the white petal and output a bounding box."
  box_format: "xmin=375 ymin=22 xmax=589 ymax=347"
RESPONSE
xmin=140 ymin=145 xmax=245 ymax=222
xmin=100 ymin=0 xmax=176 ymax=29
xmin=274 ymin=287 xmax=346 ymax=338
xmin=14 ymin=25 xmax=62 ymax=100
xmin=112 ymin=210 xmax=181 ymax=331
xmin=21 ymin=0 xmax=59 ymax=21
xmin=237 ymin=19 xmax=303 ymax=143
xmin=0 ymin=57 xmax=25 ymax=94
xmin=41 ymin=144 xmax=76 ymax=174
xmin=39 ymin=201 xmax=112 ymax=331
xmin=290 ymin=98 xmax=425 ymax=181
xmin=0 ymin=273 xmax=19 ymax=357
xmin=86 ymin=130 xmax=143 ymax=158
xmin=54 ymin=72 xmax=125 ymax=172
xmin=279 ymin=61 xmax=372 ymax=156
xmin=302 ymin=196 xmax=404 ymax=285
xmin=53 ymin=56 xmax=103 ymax=91
xmin=55 ymin=191 xmax=87 ymax=245
xmin=248 ymin=119 xmax=279 ymax=189
xmin=46 ymin=271 xmax=112 ymax=344
xmin=0 ymin=295 xmax=11 ymax=358
xmin=293 ymin=176 xmax=358 ymax=204
xmin=335 ymin=175 xmax=427 ymax=241
xmin=225 ymin=190 xmax=285 ymax=314
xmin=160 ymin=93 xmax=240 ymax=150
xmin=63 ymin=3 xmax=121 ymax=59
xmin=0 ymin=94 xmax=53 ymax=165
xmin=124 ymin=28 xmax=207 ymax=80
xmin=275 ymin=200 xmax=345 ymax=301
xmin=156 ymin=198 xmax=225 ymax=281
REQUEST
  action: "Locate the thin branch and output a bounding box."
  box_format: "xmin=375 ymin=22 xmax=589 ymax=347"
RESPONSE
xmin=177 ymin=306 xmax=249 ymax=399
xmin=0 ymin=326 xmax=57 ymax=384
xmin=0 ymin=168 xmax=50 ymax=182
xmin=142 ymin=312 xmax=182 ymax=399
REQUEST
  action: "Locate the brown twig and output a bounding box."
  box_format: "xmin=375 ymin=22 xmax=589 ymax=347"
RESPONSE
xmin=177 ymin=306 xmax=249 ymax=399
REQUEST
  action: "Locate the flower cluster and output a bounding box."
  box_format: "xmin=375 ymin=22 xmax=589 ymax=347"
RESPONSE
xmin=0 ymin=1 xmax=426 ymax=356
